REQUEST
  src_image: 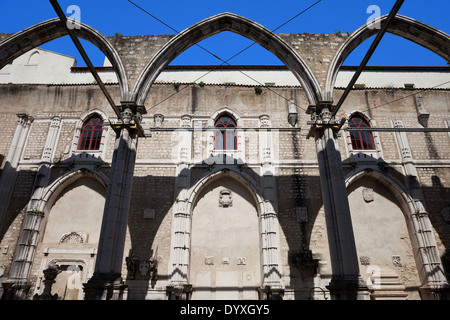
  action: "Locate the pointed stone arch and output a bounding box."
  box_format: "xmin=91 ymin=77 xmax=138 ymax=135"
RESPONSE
xmin=345 ymin=168 xmax=412 ymax=218
xmin=41 ymin=167 xmax=108 ymax=213
xmin=325 ymin=14 xmax=450 ymax=100
xmin=133 ymin=12 xmax=323 ymax=106
xmin=345 ymin=168 xmax=449 ymax=293
xmin=0 ymin=18 xmax=129 ymax=99
xmin=167 ymin=167 xmax=284 ymax=297
xmin=187 ymin=168 xmax=264 ymax=214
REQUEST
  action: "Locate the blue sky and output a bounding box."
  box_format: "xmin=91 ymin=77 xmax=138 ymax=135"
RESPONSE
xmin=1 ymin=0 xmax=449 ymax=67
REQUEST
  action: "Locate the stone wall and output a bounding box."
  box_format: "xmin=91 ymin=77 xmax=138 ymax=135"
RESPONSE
xmin=0 ymin=78 xmax=449 ymax=299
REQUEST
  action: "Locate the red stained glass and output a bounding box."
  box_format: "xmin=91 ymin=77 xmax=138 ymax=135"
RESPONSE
xmin=214 ymin=115 xmax=237 ymax=150
xmin=78 ymin=116 xmax=103 ymax=150
xmin=348 ymin=116 xmax=375 ymax=150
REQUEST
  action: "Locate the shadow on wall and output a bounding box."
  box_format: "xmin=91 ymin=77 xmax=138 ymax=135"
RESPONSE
xmin=123 ymin=157 xmax=326 ymax=300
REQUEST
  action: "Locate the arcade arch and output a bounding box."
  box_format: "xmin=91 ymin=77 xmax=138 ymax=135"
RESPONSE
xmin=132 ymin=12 xmax=323 ymax=106
xmin=325 ymin=14 xmax=450 ymax=101
xmin=0 ymin=18 xmax=129 ymax=100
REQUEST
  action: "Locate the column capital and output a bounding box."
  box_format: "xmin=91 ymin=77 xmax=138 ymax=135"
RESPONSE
xmin=16 ymin=113 xmax=34 ymax=126
xmin=107 ymin=102 xmax=147 ymax=137
xmin=306 ymin=101 xmax=346 ymax=139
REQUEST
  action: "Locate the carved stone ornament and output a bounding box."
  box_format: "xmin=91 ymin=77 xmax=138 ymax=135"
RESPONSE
xmin=360 ymin=256 xmax=370 ymax=266
xmin=33 ymin=265 xmax=61 ymax=300
xmin=296 ymin=206 xmax=308 ymax=222
xmin=126 ymin=256 xmax=138 ymax=280
xmin=219 ymin=189 xmax=233 ymax=208
xmin=60 ymin=232 xmax=85 ymax=244
xmin=205 ymin=257 xmax=214 ymax=265
xmin=181 ymin=115 xmax=191 ymax=128
xmin=259 ymin=114 xmax=270 ymax=128
xmin=139 ymin=260 xmax=150 ymax=276
xmin=362 ymin=188 xmax=374 ymax=203
xmin=392 ymin=255 xmax=402 ymax=267
xmin=126 ymin=254 xmax=158 ymax=280
xmin=154 ymin=114 xmax=164 ymax=128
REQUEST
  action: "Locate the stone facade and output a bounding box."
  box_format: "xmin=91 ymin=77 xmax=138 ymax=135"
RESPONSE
xmin=0 ymin=12 xmax=449 ymax=300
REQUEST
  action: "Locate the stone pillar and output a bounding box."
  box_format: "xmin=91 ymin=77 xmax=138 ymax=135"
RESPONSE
xmin=308 ymin=103 xmax=369 ymax=300
xmin=0 ymin=114 xmax=33 ymax=236
xmin=167 ymin=115 xmax=192 ymax=296
xmin=83 ymin=103 xmax=144 ymax=300
xmin=258 ymin=115 xmax=284 ymax=299
xmin=3 ymin=116 xmax=61 ymax=300
xmin=393 ymin=119 xmax=449 ymax=299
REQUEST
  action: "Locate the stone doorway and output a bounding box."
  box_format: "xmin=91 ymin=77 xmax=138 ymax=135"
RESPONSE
xmin=189 ymin=177 xmax=261 ymax=300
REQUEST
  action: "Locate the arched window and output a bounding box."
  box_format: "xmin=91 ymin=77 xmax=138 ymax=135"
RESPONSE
xmin=348 ymin=115 xmax=375 ymax=150
xmin=214 ymin=114 xmax=237 ymax=150
xmin=78 ymin=116 xmax=103 ymax=151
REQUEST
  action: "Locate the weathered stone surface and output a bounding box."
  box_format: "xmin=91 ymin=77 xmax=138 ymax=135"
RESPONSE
xmin=0 ymin=13 xmax=449 ymax=300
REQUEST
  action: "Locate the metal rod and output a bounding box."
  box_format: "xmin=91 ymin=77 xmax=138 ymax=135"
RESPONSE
xmin=138 ymin=127 xmax=450 ymax=132
xmin=49 ymin=0 xmax=121 ymax=118
xmin=346 ymin=127 xmax=450 ymax=132
xmin=332 ymin=0 xmax=405 ymax=116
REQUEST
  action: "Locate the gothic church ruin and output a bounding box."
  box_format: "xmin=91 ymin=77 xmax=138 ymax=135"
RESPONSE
xmin=0 ymin=12 xmax=449 ymax=300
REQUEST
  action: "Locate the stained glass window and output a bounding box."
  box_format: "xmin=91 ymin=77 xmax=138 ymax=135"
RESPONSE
xmin=78 ymin=116 xmax=103 ymax=150
xmin=214 ymin=115 xmax=237 ymax=150
xmin=348 ymin=116 xmax=375 ymax=150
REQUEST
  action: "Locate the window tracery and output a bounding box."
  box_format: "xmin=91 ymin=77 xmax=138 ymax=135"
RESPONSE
xmin=77 ymin=116 xmax=103 ymax=151
xmin=214 ymin=114 xmax=237 ymax=151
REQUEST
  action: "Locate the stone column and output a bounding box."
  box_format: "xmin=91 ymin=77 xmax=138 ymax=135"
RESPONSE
xmin=83 ymin=103 xmax=145 ymax=300
xmin=0 ymin=114 xmax=33 ymax=236
xmin=3 ymin=116 xmax=61 ymax=300
xmin=308 ymin=103 xmax=369 ymax=300
xmin=393 ymin=119 xmax=449 ymax=299
xmin=258 ymin=115 xmax=284 ymax=299
xmin=167 ymin=115 xmax=192 ymax=298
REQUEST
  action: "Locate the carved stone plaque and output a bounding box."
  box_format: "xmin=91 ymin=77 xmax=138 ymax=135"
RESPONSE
xmin=360 ymin=256 xmax=370 ymax=266
xmin=143 ymin=208 xmax=155 ymax=219
xmin=296 ymin=206 xmax=308 ymax=222
xmin=392 ymin=255 xmax=402 ymax=267
xmin=219 ymin=189 xmax=233 ymax=208
xmin=362 ymin=188 xmax=374 ymax=203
